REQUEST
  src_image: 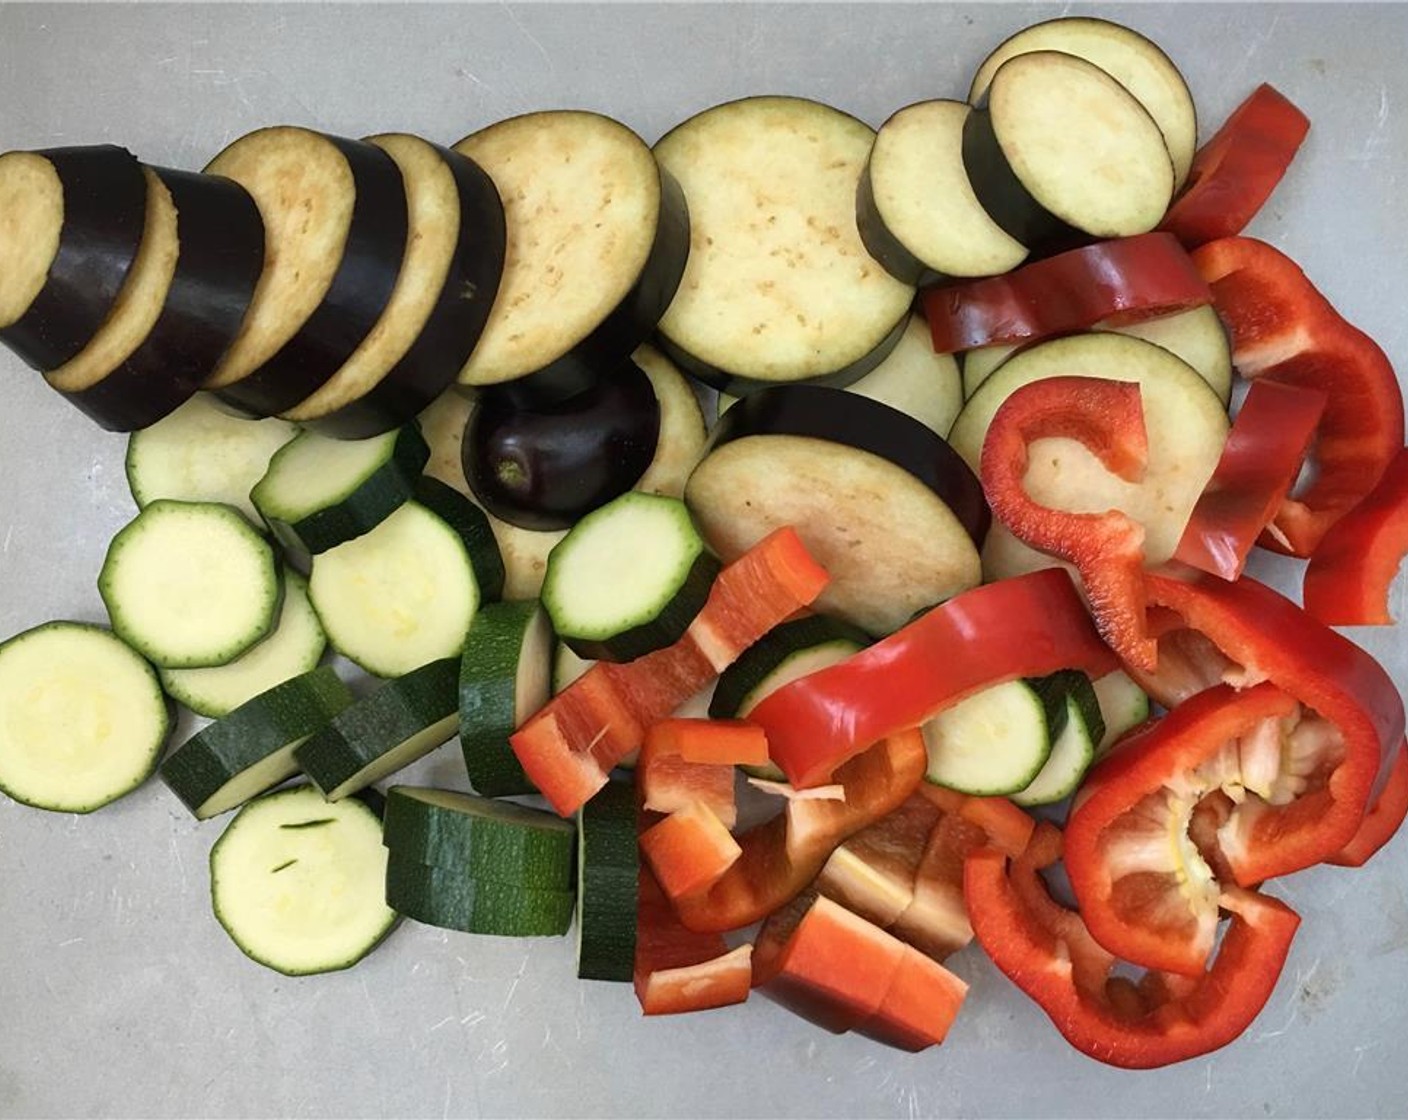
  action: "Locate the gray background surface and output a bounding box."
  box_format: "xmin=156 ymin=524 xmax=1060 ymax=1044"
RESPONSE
xmin=2 ymin=3 xmax=1407 ymax=1117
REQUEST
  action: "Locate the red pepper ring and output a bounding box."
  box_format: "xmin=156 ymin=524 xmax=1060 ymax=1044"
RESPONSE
xmin=980 ymin=376 xmax=1156 ymax=671
xmin=1330 ymin=740 xmax=1408 ymax=868
xmin=963 ymin=822 xmax=1301 ymax=1071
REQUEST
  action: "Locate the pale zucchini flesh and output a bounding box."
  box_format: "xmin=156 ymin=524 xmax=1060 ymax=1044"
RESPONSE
xmin=922 ymin=679 xmax=1057 ymax=797
xmin=1011 ymin=672 xmax=1104 ymax=807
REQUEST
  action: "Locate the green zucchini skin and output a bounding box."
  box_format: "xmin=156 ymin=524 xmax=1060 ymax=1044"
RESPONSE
xmin=458 ymin=600 xmax=550 ymax=797
xmin=384 ymin=853 xmax=575 ymax=936
xmin=709 ymin=614 xmax=870 ymax=719
xmin=416 ymin=475 xmax=506 ymax=603
xmin=571 ymin=548 xmax=720 ymax=664
xmin=576 ymin=777 xmax=638 ymax=981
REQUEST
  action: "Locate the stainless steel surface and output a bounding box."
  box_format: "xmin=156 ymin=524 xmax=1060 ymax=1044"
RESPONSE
xmin=2 ymin=3 xmax=1406 ymax=1116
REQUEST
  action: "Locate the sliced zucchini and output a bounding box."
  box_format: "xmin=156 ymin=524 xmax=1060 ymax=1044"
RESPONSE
xmin=1011 ymin=671 xmax=1105 ymax=807
xmin=383 ymin=786 xmax=573 ymax=888
xmin=160 ymin=666 xmax=354 ymax=819
xmin=1092 ymin=669 xmax=1151 ymax=754
xmin=308 ymin=476 xmax=504 ymax=678
xmin=125 ymin=394 xmax=297 ymax=524
xmin=160 ymin=569 xmax=326 ymax=719
xmin=577 ymin=776 xmax=638 ymax=980
xmin=0 ymin=622 xmax=169 ymax=813
xmin=384 ymin=853 xmax=574 ymax=936
xmin=295 ymin=657 xmax=459 ymax=800
xmin=552 ymin=642 xmax=596 ymax=695
xmin=922 ymin=678 xmax=1064 ymax=796
xmin=99 ymin=500 xmax=281 ymax=669
xmin=542 ymin=492 xmax=719 ymax=662
xmin=209 ymin=783 xmax=397 ymax=976
xmin=252 ymin=423 xmax=429 ymax=560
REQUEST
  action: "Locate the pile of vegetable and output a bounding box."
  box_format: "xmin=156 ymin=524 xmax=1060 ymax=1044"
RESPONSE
xmin=2 ymin=14 xmax=1406 ymax=1073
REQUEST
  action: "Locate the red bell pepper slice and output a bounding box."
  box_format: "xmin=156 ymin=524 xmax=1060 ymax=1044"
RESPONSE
xmin=1160 ymin=84 xmax=1311 ymax=248
xmin=751 ymin=568 xmax=1116 ymax=790
xmin=1136 ymin=567 xmax=1405 ymax=881
xmin=923 ymin=232 xmax=1211 ymax=354
xmin=638 ymin=722 xmax=737 ymax=828
xmin=1064 ymin=682 xmax=1301 ymax=976
xmin=1303 ymin=448 xmax=1408 ymax=625
xmin=980 ymin=376 xmax=1156 ymax=671
xmin=964 ymin=822 xmax=1301 ymax=1070
xmin=917 ymin=787 xmax=1036 ymax=859
xmin=634 ymin=868 xmax=752 ymax=1016
xmin=1173 ymin=380 xmax=1327 ymax=580
xmin=815 ymin=793 xmax=943 ymax=928
xmin=645 ymin=717 xmax=770 ymax=767
xmin=639 ymin=802 xmax=742 ymax=902
xmin=1193 ymin=236 xmax=1405 ymax=556
xmin=1330 ymin=740 xmax=1408 ymax=868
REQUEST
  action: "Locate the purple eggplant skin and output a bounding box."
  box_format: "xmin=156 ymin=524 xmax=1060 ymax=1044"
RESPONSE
xmin=464 ymin=362 xmax=661 ymax=532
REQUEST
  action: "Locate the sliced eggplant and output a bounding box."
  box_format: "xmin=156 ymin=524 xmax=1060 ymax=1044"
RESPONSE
xmin=964 ymin=51 xmax=1175 ymax=252
xmin=204 ymin=127 xmax=409 ymax=416
xmin=452 ymin=111 xmax=688 ymax=405
xmin=0 ymin=145 xmax=147 ymax=371
xmin=685 ymin=385 xmax=988 ymax=635
xmin=633 ymin=344 xmax=707 ymax=498
xmin=281 ymin=134 xmax=505 ymax=438
xmin=655 ymin=96 xmax=915 ymax=392
xmin=858 ymin=100 xmax=1028 ymax=285
xmin=968 ymin=16 xmax=1197 ymax=188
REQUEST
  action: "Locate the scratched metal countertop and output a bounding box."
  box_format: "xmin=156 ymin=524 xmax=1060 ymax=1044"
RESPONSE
xmin=1 ymin=4 xmax=1406 ymax=1117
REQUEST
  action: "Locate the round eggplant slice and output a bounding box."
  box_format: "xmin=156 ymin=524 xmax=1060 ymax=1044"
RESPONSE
xmin=968 ymin=16 xmax=1197 ymax=188
xmin=204 ymin=128 xmax=409 ymax=417
xmin=858 ymin=100 xmax=1029 ymax=286
xmin=655 ymin=97 xmax=915 ymax=393
xmin=452 ymin=111 xmax=688 ymax=406
xmin=685 ymin=385 xmax=988 ymax=636
xmin=0 ymin=145 xmax=146 ymax=371
xmin=633 ymin=344 xmax=707 ymax=498
xmin=465 ymin=361 xmax=661 ymax=532
xmin=47 ymin=168 xmax=264 ymax=431
xmin=964 ymin=52 xmax=1175 ymax=253
xmin=281 ymin=135 xmax=505 ymax=439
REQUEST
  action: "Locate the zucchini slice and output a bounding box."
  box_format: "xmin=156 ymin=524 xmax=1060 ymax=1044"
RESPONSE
xmin=209 ymin=783 xmax=397 ymax=976
xmin=280 ymin=134 xmax=505 ymax=438
xmin=252 ymin=423 xmax=429 ymax=561
xmin=295 ymin=657 xmax=460 ymax=800
xmin=1092 ymin=669 xmax=1150 ymax=754
xmin=125 ymin=394 xmax=297 ymax=524
xmin=1011 ymin=671 xmax=1105 ymax=807
xmin=458 ymin=600 xmax=552 ymax=796
xmin=922 ymin=678 xmax=1064 ymax=797
xmin=308 ymin=476 xmax=504 ymax=678
xmin=384 ymin=853 xmax=575 ymax=936
xmin=205 ymin=127 xmax=408 ymax=416
xmin=655 ymin=96 xmax=914 ymax=391
xmin=552 ymin=642 xmax=595 ymax=695
xmin=541 ymin=492 xmax=719 ymax=662
xmin=577 ymin=777 xmax=638 ymax=981
xmin=0 ymin=145 xmax=147 ymax=371
xmin=99 ymin=500 xmax=281 ymax=669
xmin=160 ymin=568 xmax=326 ymax=719
xmin=0 ymin=622 xmax=169 ymax=813
xmin=383 ymin=786 xmax=573 ymax=889
xmin=160 ymin=666 xmax=354 ymax=819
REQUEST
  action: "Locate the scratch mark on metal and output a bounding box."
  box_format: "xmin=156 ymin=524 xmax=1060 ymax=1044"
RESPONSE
xmin=58 ymin=937 xmax=83 ymax=947
xmin=442 ymin=1078 xmax=453 ymax=1119
xmin=429 ymin=1015 xmax=456 ymax=1032
xmin=169 ymin=833 xmax=187 ymax=891
xmin=501 ymin=954 xmax=530 ymax=1011
xmin=499 ymin=2 xmax=555 ymax=73
xmin=3 ymin=525 xmax=15 ymax=554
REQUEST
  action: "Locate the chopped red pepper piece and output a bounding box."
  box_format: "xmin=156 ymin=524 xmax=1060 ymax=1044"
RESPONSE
xmin=639 ymin=803 xmax=742 ymax=902
xmin=890 ymin=812 xmax=984 ymax=961
xmin=917 ymin=786 xmax=1035 ymax=858
xmin=923 ymin=232 xmax=1211 ymax=354
xmin=980 ymin=376 xmax=1156 ymax=671
xmin=815 ymin=793 xmax=942 ymax=928
xmin=1193 ymin=236 xmax=1404 ymax=556
xmin=634 ymin=868 xmax=752 ymax=1016
xmin=1160 ymin=84 xmax=1311 ymax=248
xmin=646 ymin=717 xmax=770 ymax=767
xmin=1303 ymin=448 xmax=1408 ymax=625
xmin=1173 ymin=380 xmax=1327 ymax=580
xmin=1065 ymin=682 xmax=1301 ymax=976
xmin=751 ymin=568 xmax=1116 ymax=790
xmin=638 ymin=722 xmax=737 ymax=828
xmin=1330 ymin=740 xmax=1408 ymax=868
xmin=964 ymin=822 xmax=1301 ymax=1070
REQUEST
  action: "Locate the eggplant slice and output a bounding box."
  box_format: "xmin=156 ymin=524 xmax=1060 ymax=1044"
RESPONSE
xmin=204 ymin=127 xmax=409 ymax=417
xmin=452 ymin=111 xmax=688 ymax=405
xmin=633 ymin=344 xmax=707 ymax=498
xmin=0 ymin=146 xmax=147 ymax=372
xmin=282 ymin=134 xmax=505 ymax=439
xmin=655 ymin=96 xmax=915 ymax=392
xmin=686 ymin=385 xmax=988 ymax=636
xmin=965 ymin=52 xmax=1175 ymax=252
xmin=858 ymin=100 xmax=1029 ymax=285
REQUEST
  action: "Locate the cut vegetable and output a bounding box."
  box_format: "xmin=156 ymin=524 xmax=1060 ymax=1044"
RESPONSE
xmin=640 ymin=802 xmax=742 ymax=901
xmin=552 ymin=642 xmax=595 ymax=695
xmin=577 ymin=777 xmax=639 ymax=982
xmin=639 ymin=721 xmax=737 ymax=829
xmin=633 ymin=345 xmax=708 ymax=497
xmin=1010 ymin=671 xmax=1103 ymax=807
xmin=99 ymin=500 xmax=281 ymax=669
xmin=0 ymin=622 xmax=169 ymax=813
xmin=922 ymin=678 xmax=1062 ymax=797
xmin=1092 ymin=670 xmax=1150 ymax=754
xmin=635 ymin=868 xmax=751 ymax=1015
xmin=160 ymin=666 xmax=354 ymax=819
xmin=384 ymin=852 xmax=574 ymax=936
xmin=816 ymin=794 xmax=942 ymax=928
xmin=647 ymin=719 xmax=769 ymax=767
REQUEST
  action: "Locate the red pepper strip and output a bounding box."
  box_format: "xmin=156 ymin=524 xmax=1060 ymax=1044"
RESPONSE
xmin=815 ymin=794 xmax=943 ymax=928
xmin=512 ymin=527 xmax=829 ymax=816
xmin=917 ymin=786 xmax=1035 ymax=858
xmin=1193 ymin=237 xmax=1405 ymax=556
xmin=980 ymin=376 xmax=1156 ymax=672
xmin=634 ymin=868 xmax=752 ymax=1016
xmin=1303 ymin=448 xmax=1408 ymax=625
xmin=1330 ymin=740 xmax=1408 ymax=868
xmin=1138 ymin=568 xmax=1405 ymax=881
xmin=964 ymin=822 xmax=1301 ymax=1070
xmin=638 ymin=723 xmax=737 ymax=828
xmin=1065 ymin=683 xmax=1300 ymax=976
xmin=672 ymin=730 xmax=927 ymax=933
xmin=923 ymin=232 xmax=1211 ymax=354
xmin=639 ymin=803 xmax=742 ymax=902
xmin=646 ymin=717 xmax=770 ymax=766
xmin=1173 ymin=380 xmax=1327 ymax=580
xmin=1160 ymin=84 xmax=1311 ymax=249
xmin=752 ymin=568 xmax=1116 ymax=790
